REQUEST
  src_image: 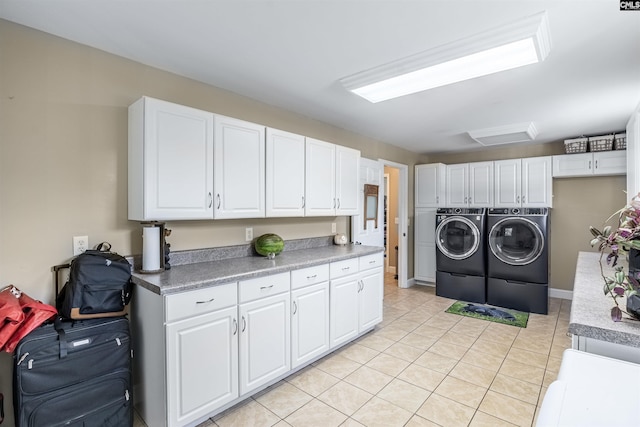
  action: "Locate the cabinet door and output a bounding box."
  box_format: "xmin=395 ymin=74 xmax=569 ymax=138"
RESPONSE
xmin=628 ymin=104 xmax=640 ymax=198
xmin=593 ymin=151 xmax=626 ymax=176
xmin=266 ymin=128 xmax=305 ymax=217
xmin=415 ymin=164 xmax=446 ymax=207
xmin=445 ymin=164 xmax=469 ymax=207
xmin=213 ymin=115 xmax=265 ymax=219
xmin=239 ymin=292 xmax=291 ymax=395
xmin=305 ymin=138 xmax=336 ymax=216
xmin=414 ymin=208 xmax=436 ymax=282
xmin=358 ymin=267 xmax=383 ymax=331
xmin=468 ymin=161 xmax=494 ymax=207
xmin=291 ymin=282 xmax=330 ymax=368
xmin=329 ymin=275 xmax=359 ymax=348
xmin=552 ymin=153 xmax=593 ymax=178
xmin=166 ymin=306 xmax=238 ymax=427
xmin=494 ymin=159 xmax=521 ymax=207
xmin=522 ymin=156 xmax=552 ymax=207
xmin=129 ymin=96 xmax=214 ymax=220
xmin=336 ymin=146 xmax=360 ymax=215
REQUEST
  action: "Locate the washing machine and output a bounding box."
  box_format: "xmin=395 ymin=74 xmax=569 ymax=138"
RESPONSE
xmin=435 ymin=207 xmax=486 ymax=303
xmin=486 ymin=207 xmax=549 ymax=314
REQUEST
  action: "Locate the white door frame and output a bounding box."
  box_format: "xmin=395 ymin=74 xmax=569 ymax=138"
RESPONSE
xmin=380 ymin=159 xmax=409 ymax=288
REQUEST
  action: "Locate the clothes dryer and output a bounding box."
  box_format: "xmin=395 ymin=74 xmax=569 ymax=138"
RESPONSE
xmin=435 ymin=208 xmax=486 ymax=303
xmin=486 ymin=207 xmax=549 ymax=314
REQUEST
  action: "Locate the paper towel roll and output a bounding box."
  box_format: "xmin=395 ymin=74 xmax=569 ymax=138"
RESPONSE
xmin=142 ymin=226 xmax=161 ymax=271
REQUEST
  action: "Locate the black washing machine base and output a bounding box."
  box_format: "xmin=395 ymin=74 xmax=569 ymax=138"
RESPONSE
xmin=436 ymin=271 xmax=486 ymax=304
xmin=487 ymin=277 xmax=548 ymax=314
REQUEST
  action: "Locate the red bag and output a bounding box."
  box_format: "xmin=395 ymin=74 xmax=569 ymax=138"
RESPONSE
xmin=0 ymin=285 xmax=57 ymax=353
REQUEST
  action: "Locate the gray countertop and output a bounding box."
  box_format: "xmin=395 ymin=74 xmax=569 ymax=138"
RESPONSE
xmin=569 ymin=251 xmax=640 ymax=347
xmin=131 ymin=244 xmax=384 ymax=295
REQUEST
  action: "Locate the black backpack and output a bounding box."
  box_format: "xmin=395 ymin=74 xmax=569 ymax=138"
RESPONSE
xmin=57 ymin=244 xmax=132 ymax=319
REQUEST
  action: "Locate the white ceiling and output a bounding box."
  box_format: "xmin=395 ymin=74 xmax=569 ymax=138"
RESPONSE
xmin=1 ymin=0 xmax=639 ymax=155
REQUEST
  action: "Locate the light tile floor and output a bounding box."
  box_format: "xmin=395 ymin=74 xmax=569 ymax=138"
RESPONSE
xmin=134 ymin=273 xmax=571 ymax=427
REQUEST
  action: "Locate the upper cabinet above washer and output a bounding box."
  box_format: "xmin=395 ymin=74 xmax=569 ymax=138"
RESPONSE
xmin=494 ymin=157 xmax=552 ymax=208
xmin=445 ymin=161 xmax=494 ymax=208
xmin=128 ymin=96 xmax=214 ymax=221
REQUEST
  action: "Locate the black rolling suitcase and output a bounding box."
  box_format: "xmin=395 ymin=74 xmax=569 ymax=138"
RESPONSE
xmin=12 ymin=316 xmax=133 ymax=426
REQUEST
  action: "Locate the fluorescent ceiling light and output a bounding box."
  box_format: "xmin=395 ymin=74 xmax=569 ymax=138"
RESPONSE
xmin=468 ymin=122 xmax=538 ymax=146
xmin=341 ymin=11 xmax=551 ymax=103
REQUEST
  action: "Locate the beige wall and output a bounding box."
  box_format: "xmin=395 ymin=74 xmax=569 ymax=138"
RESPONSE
xmin=0 ymin=19 xmax=427 ymax=307
xmin=426 ymin=144 xmax=628 ymax=292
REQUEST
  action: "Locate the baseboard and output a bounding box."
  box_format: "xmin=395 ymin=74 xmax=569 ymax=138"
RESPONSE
xmin=549 ymin=287 xmax=573 ymax=300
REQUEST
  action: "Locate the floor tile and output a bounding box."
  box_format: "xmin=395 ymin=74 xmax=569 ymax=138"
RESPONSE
xmin=255 ymin=382 xmax=314 ymax=418
xmin=215 ymin=400 xmax=280 ymax=427
xmin=365 ymin=352 xmax=411 ymax=377
xmin=490 ymin=373 xmax=541 ymax=405
xmin=317 ymin=381 xmax=373 ymax=416
xmin=499 ymin=358 xmax=545 ymax=385
xmin=376 ymin=378 xmax=432 ymax=412
xmin=416 ymin=393 xmax=476 ymax=427
xmin=470 ymin=337 xmax=511 ymax=358
xmin=469 ymin=411 xmax=517 ymax=427
xmin=383 ymin=341 xmax=425 ymax=362
xmin=460 ymin=348 xmax=505 ymax=372
xmin=397 ymin=364 xmax=446 ymax=392
xmin=413 ymin=350 xmax=458 ymax=374
xmin=434 ymin=376 xmax=487 ymax=409
xmin=399 ymin=332 xmax=437 ymax=350
xmin=448 ymin=362 xmax=496 ymax=388
xmin=344 ymin=365 xmax=394 ymax=394
xmin=404 ymin=415 xmax=441 ymax=427
xmin=428 ymin=340 xmax=469 ymax=360
xmin=338 ymin=343 xmax=380 ymax=364
xmin=351 ymin=396 xmax=413 ymax=427
xmin=357 ymin=333 xmax=396 ymax=352
xmin=479 ymin=390 xmax=536 ymax=427
xmin=285 ymin=399 xmax=347 ymax=427
xmin=438 ymin=330 xmax=478 ymax=348
xmin=505 ymin=346 xmax=549 ymax=369
xmin=286 ymin=366 xmax=340 ymax=396
xmin=314 ymin=354 xmax=362 ymax=379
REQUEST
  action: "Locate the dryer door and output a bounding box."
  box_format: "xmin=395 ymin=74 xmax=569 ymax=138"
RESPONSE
xmin=488 ymin=217 xmax=544 ymax=266
xmin=435 ymin=216 xmax=480 ymax=260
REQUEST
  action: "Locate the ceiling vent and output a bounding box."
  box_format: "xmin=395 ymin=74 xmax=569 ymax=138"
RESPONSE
xmin=468 ymin=122 xmax=538 ymax=146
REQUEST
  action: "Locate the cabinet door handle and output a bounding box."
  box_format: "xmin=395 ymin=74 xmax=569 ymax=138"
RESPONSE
xmin=595 ymin=160 xmax=598 ymax=169
xmin=337 ymin=198 xmax=340 ymax=209
xmin=522 ymin=195 xmax=526 ymax=203
xmin=216 ymin=194 xmax=221 ymax=209
xmin=292 ymin=301 xmax=297 ymax=314
xmin=333 ymin=198 xmax=336 ymax=209
xmin=589 ymin=160 xmax=592 ymax=170
xmin=436 ymin=195 xmax=439 ymax=204
xmin=196 ymin=298 xmax=215 ymax=304
xmin=468 ymin=197 xmax=472 ymax=204
xmin=260 ymin=284 xmax=274 ymax=290
xmin=517 ymin=195 xmax=520 ymax=203
xmin=208 ymin=192 xmax=213 ymax=208
xmin=301 ymin=196 xmax=305 ymax=208
xmin=233 ymin=318 xmax=238 ymax=335
xmin=241 ymin=316 xmax=246 ymax=332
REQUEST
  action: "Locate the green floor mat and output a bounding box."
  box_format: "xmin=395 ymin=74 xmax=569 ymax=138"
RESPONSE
xmin=446 ymin=301 xmax=529 ymax=328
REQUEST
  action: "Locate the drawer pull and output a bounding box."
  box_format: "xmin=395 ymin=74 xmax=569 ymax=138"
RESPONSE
xmin=260 ymin=285 xmax=274 ymax=290
xmin=196 ymin=298 xmax=215 ymax=304
xmin=369 ymin=260 xmax=376 ymax=264
xmin=306 ymin=274 xmax=317 ymax=280
xmin=342 ymin=267 xmax=350 ymax=271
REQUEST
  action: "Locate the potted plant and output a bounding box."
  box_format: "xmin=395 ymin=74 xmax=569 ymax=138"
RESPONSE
xmin=590 ymin=193 xmax=640 ymax=321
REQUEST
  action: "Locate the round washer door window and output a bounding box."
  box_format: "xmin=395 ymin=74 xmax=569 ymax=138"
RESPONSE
xmin=489 ymin=217 xmax=544 ymax=265
xmin=435 ymin=216 xmax=480 ymax=260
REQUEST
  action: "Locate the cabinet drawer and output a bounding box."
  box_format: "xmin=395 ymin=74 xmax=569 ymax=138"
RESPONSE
xmin=239 ymin=272 xmax=290 ymax=303
xmin=291 ymin=264 xmax=329 ymax=290
xmin=330 ymin=258 xmax=359 ymax=279
xmin=359 ymin=252 xmax=384 ymax=271
xmin=165 ymin=282 xmax=237 ymax=323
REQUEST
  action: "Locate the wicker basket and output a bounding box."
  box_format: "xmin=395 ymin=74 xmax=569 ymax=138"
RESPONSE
xmin=588 ymin=134 xmax=614 ymax=152
xmin=614 ymin=133 xmax=627 ymax=150
xmin=564 ymin=137 xmax=588 ymax=154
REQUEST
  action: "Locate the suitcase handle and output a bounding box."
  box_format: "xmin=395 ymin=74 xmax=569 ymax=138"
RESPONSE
xmin=54 ymin=317 xmax=68 ymax=358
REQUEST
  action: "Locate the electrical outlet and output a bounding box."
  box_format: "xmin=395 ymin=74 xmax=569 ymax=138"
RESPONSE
xmin=331 ymin=223 xmax=337 ymax=233
xmin=245 ymin=227 xmax=253 ymax=242
xmin=73 ymin=235 xmax=88 ymax=256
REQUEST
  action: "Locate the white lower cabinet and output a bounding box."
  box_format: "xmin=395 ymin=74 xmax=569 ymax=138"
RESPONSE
xmin=414 ymin=208 xmax=437 ymax=283
xmin=166 ymin=306 xmax=238 ymax=426
xmin=133 ymin=252 xmax=383 ymax=427
xmin=238 ymin=273 xmax=291 ymax=395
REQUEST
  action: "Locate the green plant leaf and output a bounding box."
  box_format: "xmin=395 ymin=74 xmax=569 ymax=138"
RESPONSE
xmin=589 ymin=226 xmax=602 ymax=237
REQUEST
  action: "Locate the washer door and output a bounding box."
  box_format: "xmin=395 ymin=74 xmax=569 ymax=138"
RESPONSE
xmin=489 ymin=217 xmax=544 ymax=266
xmin=435 ymin=216 xmax=480 ymax=260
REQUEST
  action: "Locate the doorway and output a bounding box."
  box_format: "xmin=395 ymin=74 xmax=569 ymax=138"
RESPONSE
xmin=382 ymin=160 xmax=408 ymax=288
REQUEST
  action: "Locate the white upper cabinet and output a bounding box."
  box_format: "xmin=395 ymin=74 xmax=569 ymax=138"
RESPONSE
xmin=415 ymin=163 xmax=445 ymax=208
xmin=553 ymin=151 xmax=626 ymax=178
xmin=128 ymin=96 xmax=214 ymax=220
xmin=335 ymin=145 xmax=360 ymax=215
xmin=305 ymin=138 xmax=360 ymax=216
xmin=495 ymin=157 xmax=552 ymax=207
xmin=445 ymin=162 xmax=493 ymax=207
xmin=213 ymin=115 xmax=266 ymax=219
xmin=266 ymin=128 xmax=305 ymax=217
xmin=628 ymin=102 xmax=640 ymax=198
